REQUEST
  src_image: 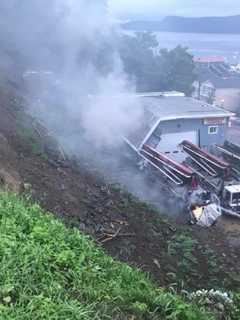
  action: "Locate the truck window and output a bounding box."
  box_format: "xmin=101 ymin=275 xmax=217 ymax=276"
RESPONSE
xmin=225 ymin=191 xmax=231 ymax=202
xmin=232 ymin=193 xmax=240 ymax=204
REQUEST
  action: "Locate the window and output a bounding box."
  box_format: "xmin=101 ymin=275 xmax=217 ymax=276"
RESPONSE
xmin=208 ymin=126 xmax=218 ymax=135
xmin=232 ymin=192 xmax=240 ymax=204
xmin=224 ymin=191 xmax=231 ymax=202
xmin=201 ymin=85 xmax=211 ymax=96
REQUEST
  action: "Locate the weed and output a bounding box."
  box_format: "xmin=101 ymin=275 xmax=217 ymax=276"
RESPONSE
xmin=16 ymin=124 xmax=48 ymax=160
xmin=0 ymin=192 xmax=212 ymax=319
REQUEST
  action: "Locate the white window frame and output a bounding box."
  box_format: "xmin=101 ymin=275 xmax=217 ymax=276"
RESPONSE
xmin=208 ymin=126 xmax=219 ymax=135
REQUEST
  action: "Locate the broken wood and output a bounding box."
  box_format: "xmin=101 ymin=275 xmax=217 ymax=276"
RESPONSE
xmin=33 ymin=124 xmax=43 ymax=139
xmin=58 ymin=144 xmax=67 ymax=161
xmin=99 ymin=227 xmax=122 ymax=243
xmin=117 ymin=233 xmax=135 ymax=237
xmin=97 ymin=228 xmax=135 ymax=244
xmin=153 ymin=259 xmax=161 ymax=269
xmin=112 ymin=219 xmax=129 ymax=226
xmin=168 ymin=225 xmax=177 ymax=232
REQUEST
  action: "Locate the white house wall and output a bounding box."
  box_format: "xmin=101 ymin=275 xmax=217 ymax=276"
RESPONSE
xmin=146 ymin=118 xmax=228 ymax=157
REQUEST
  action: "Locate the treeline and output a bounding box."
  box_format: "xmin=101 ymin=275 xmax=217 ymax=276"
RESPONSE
xmin=118 ymin=32 xmax=196 ymax=94
xmin=123 ymin=15 xmax=240 ymax=34
xmin=95 ymin=32 xmax=196 ymax=95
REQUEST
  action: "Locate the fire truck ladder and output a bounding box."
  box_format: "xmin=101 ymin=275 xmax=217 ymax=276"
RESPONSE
xmin=216 ymin=141 xmax=240 ymax=162
xmin=180 ymin=140 xmax=229 ymax=177
xmin=140 ymin=145 xmax=193 ymax=186
xmin=216 ymin=145 xmax=240 ymax=162
xmin=186 ymin=164 xmax=221 ymax=192
xmin=216 ymin=141 xmax=240 ymax=178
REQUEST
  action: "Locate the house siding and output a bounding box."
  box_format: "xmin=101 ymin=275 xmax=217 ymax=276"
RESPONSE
xmin=147 ymin=118 xmax=228 ymax=150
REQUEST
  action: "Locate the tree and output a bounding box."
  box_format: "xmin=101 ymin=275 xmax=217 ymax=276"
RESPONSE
xmin=118 ymin=32 xmax=158 ymax=91
xmin=157 ymin=46 xmax=196 ymax=95
xmin=118 ymin=33 xmax=196 ymax=95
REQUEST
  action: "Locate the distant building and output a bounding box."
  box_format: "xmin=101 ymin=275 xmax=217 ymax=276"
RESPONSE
xmin=192 ymin=79 xmax=216 ymax=104
xmin=192 ymin=56 xmax=240 ymax=113
xmin=194 ymin=55 xmax=226 ymax=67
xmin=126 ymin=94 xmax=233 ymax=161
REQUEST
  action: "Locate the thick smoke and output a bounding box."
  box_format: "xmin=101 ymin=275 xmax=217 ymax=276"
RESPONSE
xmin=0 ymin=1 xmax=180 ymax=214
xmin=0 ymin=0 xmax=143 ymax=149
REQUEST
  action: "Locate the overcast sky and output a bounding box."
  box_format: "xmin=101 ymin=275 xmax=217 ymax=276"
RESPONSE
xmin=108 ymin=0 xmax=240 ymax=19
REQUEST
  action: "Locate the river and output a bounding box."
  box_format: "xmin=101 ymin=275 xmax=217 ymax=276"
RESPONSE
xmin=155 ymin=31 xmax=240 ymax=63
xmin=125 ymin=30 xmax=240 ymax=63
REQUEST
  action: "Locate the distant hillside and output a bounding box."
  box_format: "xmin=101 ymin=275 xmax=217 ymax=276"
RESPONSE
xmin=123 ymin=15 xmax=240 ymax=34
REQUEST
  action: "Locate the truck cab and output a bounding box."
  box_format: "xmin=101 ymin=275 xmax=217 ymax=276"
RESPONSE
xmin=222 ymin=185 xmax=240 ymax=215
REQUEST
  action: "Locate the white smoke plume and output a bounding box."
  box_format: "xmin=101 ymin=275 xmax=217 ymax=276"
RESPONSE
xmin=0 ymin=1 xmax=179 ymax=214
xmin=0 ymin=0 xmax=143 ymax=149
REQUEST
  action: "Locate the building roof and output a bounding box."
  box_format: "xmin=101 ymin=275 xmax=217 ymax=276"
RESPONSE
xmin=140 ymin=96 xmax=232 ymax=119
xmin=127 ymin=96 xmax=233 ymax=149
xmin=135 ymin=91 xmax=185 ymax=98
xmin=194 ymin=56 xmax=226 ymax=63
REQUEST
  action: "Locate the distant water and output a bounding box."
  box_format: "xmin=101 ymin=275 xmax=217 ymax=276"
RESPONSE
xmin=126 ymin=30 xmax=240 ymax=63
xmin=156 ymin=32 xmax=240 ymax=63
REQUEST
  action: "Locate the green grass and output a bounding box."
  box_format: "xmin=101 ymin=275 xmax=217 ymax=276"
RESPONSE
xmin=16 ymin=124 xmax=47 ymax=159
xmin=0 ymin=192 xmax=213 ymax=319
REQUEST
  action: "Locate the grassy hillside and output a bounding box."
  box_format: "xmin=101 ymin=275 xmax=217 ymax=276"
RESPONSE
xmin=0 ymin=192 xmax=213 ymax=320
xmin=0 ymin=85 xmax=240 ymax=296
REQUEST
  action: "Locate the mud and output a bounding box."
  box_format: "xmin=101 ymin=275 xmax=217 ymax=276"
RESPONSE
xmin=0 ymin=83 xmax=239 ymax=290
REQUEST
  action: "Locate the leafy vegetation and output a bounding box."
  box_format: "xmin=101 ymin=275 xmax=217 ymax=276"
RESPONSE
xmin=166 ymin=232 xmax=229 ymax=290
xmin=119 ymin=32 xmax=196 ymax=94
xmin=0 ymin=192 xmax=214 ymax=319
xmin=187 ymin=289 xmax=240 ymax=319
xmin=17 ymin=126 xmax=45 ymax=156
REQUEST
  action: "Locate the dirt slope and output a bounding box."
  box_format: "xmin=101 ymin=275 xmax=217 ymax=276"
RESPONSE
xmin=0 ymin=83 xmax=240 ymax=292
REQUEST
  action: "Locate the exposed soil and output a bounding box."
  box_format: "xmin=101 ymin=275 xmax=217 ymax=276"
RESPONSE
xmin=0 ymin=84 xmax=240 ymax=292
